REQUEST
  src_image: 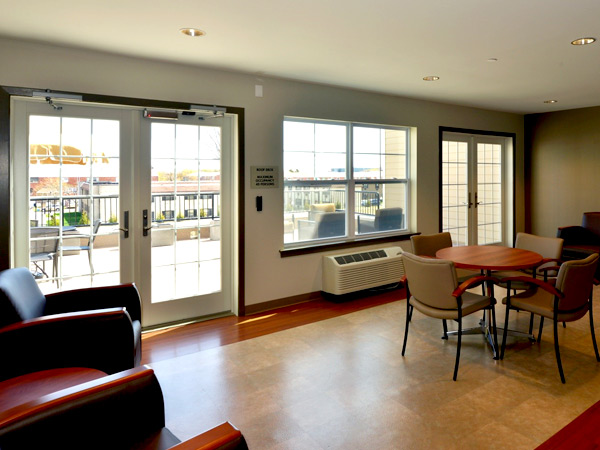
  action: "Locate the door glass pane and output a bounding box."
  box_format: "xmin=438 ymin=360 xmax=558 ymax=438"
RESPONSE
xmin=29 ymin=115 xmax=120 ymax=293
xmin=441 ymin=140 xmax=469 ymax=246
xmin=477 ymin=143 xmax=502 ymax=245
xmin=150 ymin=123 xmax=222 ymax=303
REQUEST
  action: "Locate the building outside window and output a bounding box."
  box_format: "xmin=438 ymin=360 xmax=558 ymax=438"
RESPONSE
xmin=283 ymin=117 xmax=409 ymax=246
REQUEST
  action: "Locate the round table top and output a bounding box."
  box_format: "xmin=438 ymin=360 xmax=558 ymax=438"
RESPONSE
xmin=436 ymin=245 xmax=543 ymax=271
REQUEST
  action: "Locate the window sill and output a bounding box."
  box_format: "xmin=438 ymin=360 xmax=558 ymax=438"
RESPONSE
xmin=280 ymin=232 xmax=419 ymax=258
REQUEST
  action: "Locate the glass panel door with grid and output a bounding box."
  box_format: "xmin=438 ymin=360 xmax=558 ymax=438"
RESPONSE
xmin=441 ymin=133 xmax=505 ymax=246
xmin=12 ymin=100 xmax=126 ymax=294
xmin=138 ymin=115 xmax=233 ymax=326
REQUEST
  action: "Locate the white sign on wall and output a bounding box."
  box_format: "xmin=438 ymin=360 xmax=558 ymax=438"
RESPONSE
xmin=251 ymin=166 xmax=279 ymax=189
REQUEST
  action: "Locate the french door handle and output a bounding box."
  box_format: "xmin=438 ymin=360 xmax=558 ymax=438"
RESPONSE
xmin=119 ymin=210 xmax=129 ymax=238
xmin=467 ymin=193 xmax=474 ymax=208
xmin=142 ymin=209 xmax=153 ymax=236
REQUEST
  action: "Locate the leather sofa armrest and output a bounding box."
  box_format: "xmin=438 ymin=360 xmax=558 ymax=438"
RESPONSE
xmin=169 ymin=422 xmax=248 ymax=450
xmin=0 ymin=308 xmax=136 ymax=380
xmin=0 ymin=366 xmax=166 ymax=450
xmin=45 ymin=283 xmax=142 ymax=322
xmin=557 ymin=225 xmax=600 ymax=246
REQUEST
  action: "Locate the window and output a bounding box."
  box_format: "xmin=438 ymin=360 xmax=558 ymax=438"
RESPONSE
xmin=283 ymin=117 xmax=409 ymax=246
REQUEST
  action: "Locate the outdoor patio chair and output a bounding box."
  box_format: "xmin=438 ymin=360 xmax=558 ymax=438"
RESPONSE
xmin=61 ymin=219 xmax=101 ymax=274
xmin=29 ymin=227 xmax=59 ymax=281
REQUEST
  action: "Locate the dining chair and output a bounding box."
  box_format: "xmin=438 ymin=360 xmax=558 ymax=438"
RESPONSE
xmin=494 ymin=232 xmax=564 ymax=336
xmin=500 ymin=253 xmax=600 ymax=383
xmin=29 ymin=227 xmax=60 ymax=281
xmin=61 ymin=219 xmax=101 ymax=274
xmin=410 ymin=232 xmax=484 ymax=314
xmin=401 ymin=252 xmax=499 ymax=381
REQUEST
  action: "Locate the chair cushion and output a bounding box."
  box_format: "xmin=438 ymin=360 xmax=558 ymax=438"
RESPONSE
xmin=410 ymin=291 xmax=492 ymax=320
xmin=0 ymin=268 xmax=46 ymax=327
xmin=504 ymin=288 xmax=589 ymax=322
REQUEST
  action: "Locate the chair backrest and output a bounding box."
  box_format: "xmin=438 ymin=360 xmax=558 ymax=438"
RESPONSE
xmin=315 ymin=212 xmax=345 ymax=238
xmin=374 ymin=207 xmax=404 ymax=231
xmin=582 ymin=212 xmax=600 ymax=237
xmin=89 ymin=219 xmax=102 ymax=245
xmin=402 ymin=252 xmax=459 ymax=310
xmin=29 ymin=227 xmax=59 ymax=256
xmin=514 ymin=232 xmax=563 ymax=274
xmin=309 ymin=203 xmax=335 ymax=220
xmin=0 ymin=267 xmax=47 ymax=328
xmin=514 ymin=232 xmax=563 ymax=259
xmin=555 ymin=253 xmax=599 ymax=312
xmin=410 ymin=232 xmax=453 ymax=257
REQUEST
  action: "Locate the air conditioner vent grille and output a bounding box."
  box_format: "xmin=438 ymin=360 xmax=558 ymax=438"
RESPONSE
xmin=323 ymin=246 xmax=404 ymax=295
xmin=334 ymin=250 xmax=387 ymax=265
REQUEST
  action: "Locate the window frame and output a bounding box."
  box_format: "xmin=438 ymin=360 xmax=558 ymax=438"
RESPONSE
xmin=283 ymin=116 xmax=411 ymax=249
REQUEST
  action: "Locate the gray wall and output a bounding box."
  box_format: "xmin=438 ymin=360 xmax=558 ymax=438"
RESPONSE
xmin=526 ymin=106 xmax=600 ymax=238
xmin=0 ymin=36 xmax=525 ymax=307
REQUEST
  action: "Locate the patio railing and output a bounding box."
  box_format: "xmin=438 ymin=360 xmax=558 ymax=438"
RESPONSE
xmin=29 ymin=192 xmax=220 ymax=228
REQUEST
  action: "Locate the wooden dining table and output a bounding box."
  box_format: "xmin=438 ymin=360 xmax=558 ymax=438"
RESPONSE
xmin=435 ymin=245 xmax=543 ymax=357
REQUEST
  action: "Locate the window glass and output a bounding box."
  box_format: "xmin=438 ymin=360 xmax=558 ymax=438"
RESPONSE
xmin=284 ymin=117 xmax=410 ymax=246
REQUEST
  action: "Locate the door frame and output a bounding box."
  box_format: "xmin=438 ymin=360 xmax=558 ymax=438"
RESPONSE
xmin=439 ymin=126 xmax=516 ymax=246
xmin=1 ymin=86 xmax=246 ymax=318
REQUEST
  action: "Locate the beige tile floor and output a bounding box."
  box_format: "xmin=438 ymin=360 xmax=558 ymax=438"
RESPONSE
xmin=150 ymin=286 xmax=600 ymax=449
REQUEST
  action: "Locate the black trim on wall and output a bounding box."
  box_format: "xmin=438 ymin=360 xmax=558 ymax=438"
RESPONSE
xmin=523 ymin=115 xmax=535 ymax=234
xmin=438 ymin=126 xmax=517 ymax=243
xmin=0 ymin=87 xmax=10 ymax=271
xmin=0 ymin=86 xmax=246 ymax=315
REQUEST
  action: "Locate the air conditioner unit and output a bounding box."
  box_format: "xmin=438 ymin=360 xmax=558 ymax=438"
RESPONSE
xmin=322 ymin=246 xmax=405 ymax=296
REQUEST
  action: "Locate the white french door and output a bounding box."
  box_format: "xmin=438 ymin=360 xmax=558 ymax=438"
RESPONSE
xmin=12 ymin=98 xmax=235 ymax=327
xmin=137 ymin=114 xmax=235 ymax=326
xmin=441 ymin=132 xmax=507 ymax=246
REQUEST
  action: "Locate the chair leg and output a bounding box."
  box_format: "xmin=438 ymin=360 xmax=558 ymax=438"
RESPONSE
xmin=553 ymin=317 xmax=566 ymax=383
xmin=501 ymin=305 xmax=511 ymax=360
xmin=528 ymin=313 xmax=535 ymax=335
xmin=538 ymin=317 xmax=545 ymax=342
xmin=87 ymin=249 xmax=94 ymax=274
xmin=589 ymin=305 xmax=600 ymax=362
xmin=453 ymin=314 xmax=462 ymax=381
xmin=490 ymin=304 xmax=499 ymax=359
xmin=442 ymin=319 xmax=448 ymax=340
xmin=401 ymin=300 xmax=411 ymax=356
xmin=408 ymin=304 xmax=413 ymax=322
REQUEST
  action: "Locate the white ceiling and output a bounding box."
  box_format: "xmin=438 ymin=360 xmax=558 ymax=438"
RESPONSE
xmin=1 ymin=0 xmax=599 ymax=114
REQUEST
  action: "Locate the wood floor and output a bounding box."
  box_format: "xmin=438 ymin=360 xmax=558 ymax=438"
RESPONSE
xmin=141 ymin=286 xmax=600 ymax=449
xmin=141 ymin=287 xmax=404 ymax=365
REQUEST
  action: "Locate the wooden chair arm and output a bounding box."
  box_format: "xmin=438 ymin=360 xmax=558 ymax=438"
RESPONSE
xmin=0 ymin=366 xmax=154 ymax=430
xmin=453 ymin=276 xmax=500 ymax=297
xmin=45 ymin=283 xmax=142 ymax=322
xmin=0 ymin=308 xmax=127 ymax=334
xmin=168 ymin=422 xmax=246 ymax=450
xmin=503 ymin=276 xmax=564 ymax=298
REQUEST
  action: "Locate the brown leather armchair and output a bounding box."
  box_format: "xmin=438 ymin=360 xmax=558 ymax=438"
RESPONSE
xmin=0 ymin=267 xmax=141 ymax=381
xmin=0 ymin=365 xmax=248 ymax=450
xmin=557 ymin=212 xmax=600 ymax=277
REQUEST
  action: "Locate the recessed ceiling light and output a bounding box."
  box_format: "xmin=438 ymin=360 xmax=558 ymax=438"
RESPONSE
xmin=487 ymin=58 xmax=498 ymax=63
xmin=571 ymin=37 xmax=596 ymax=45
xmin=423 ymin=76 xmax=440 ymax=81
xmin=544 ymin=100 xmax=558 ymax=104
xmin=180 ymin=28 xmax=206 ymax=37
